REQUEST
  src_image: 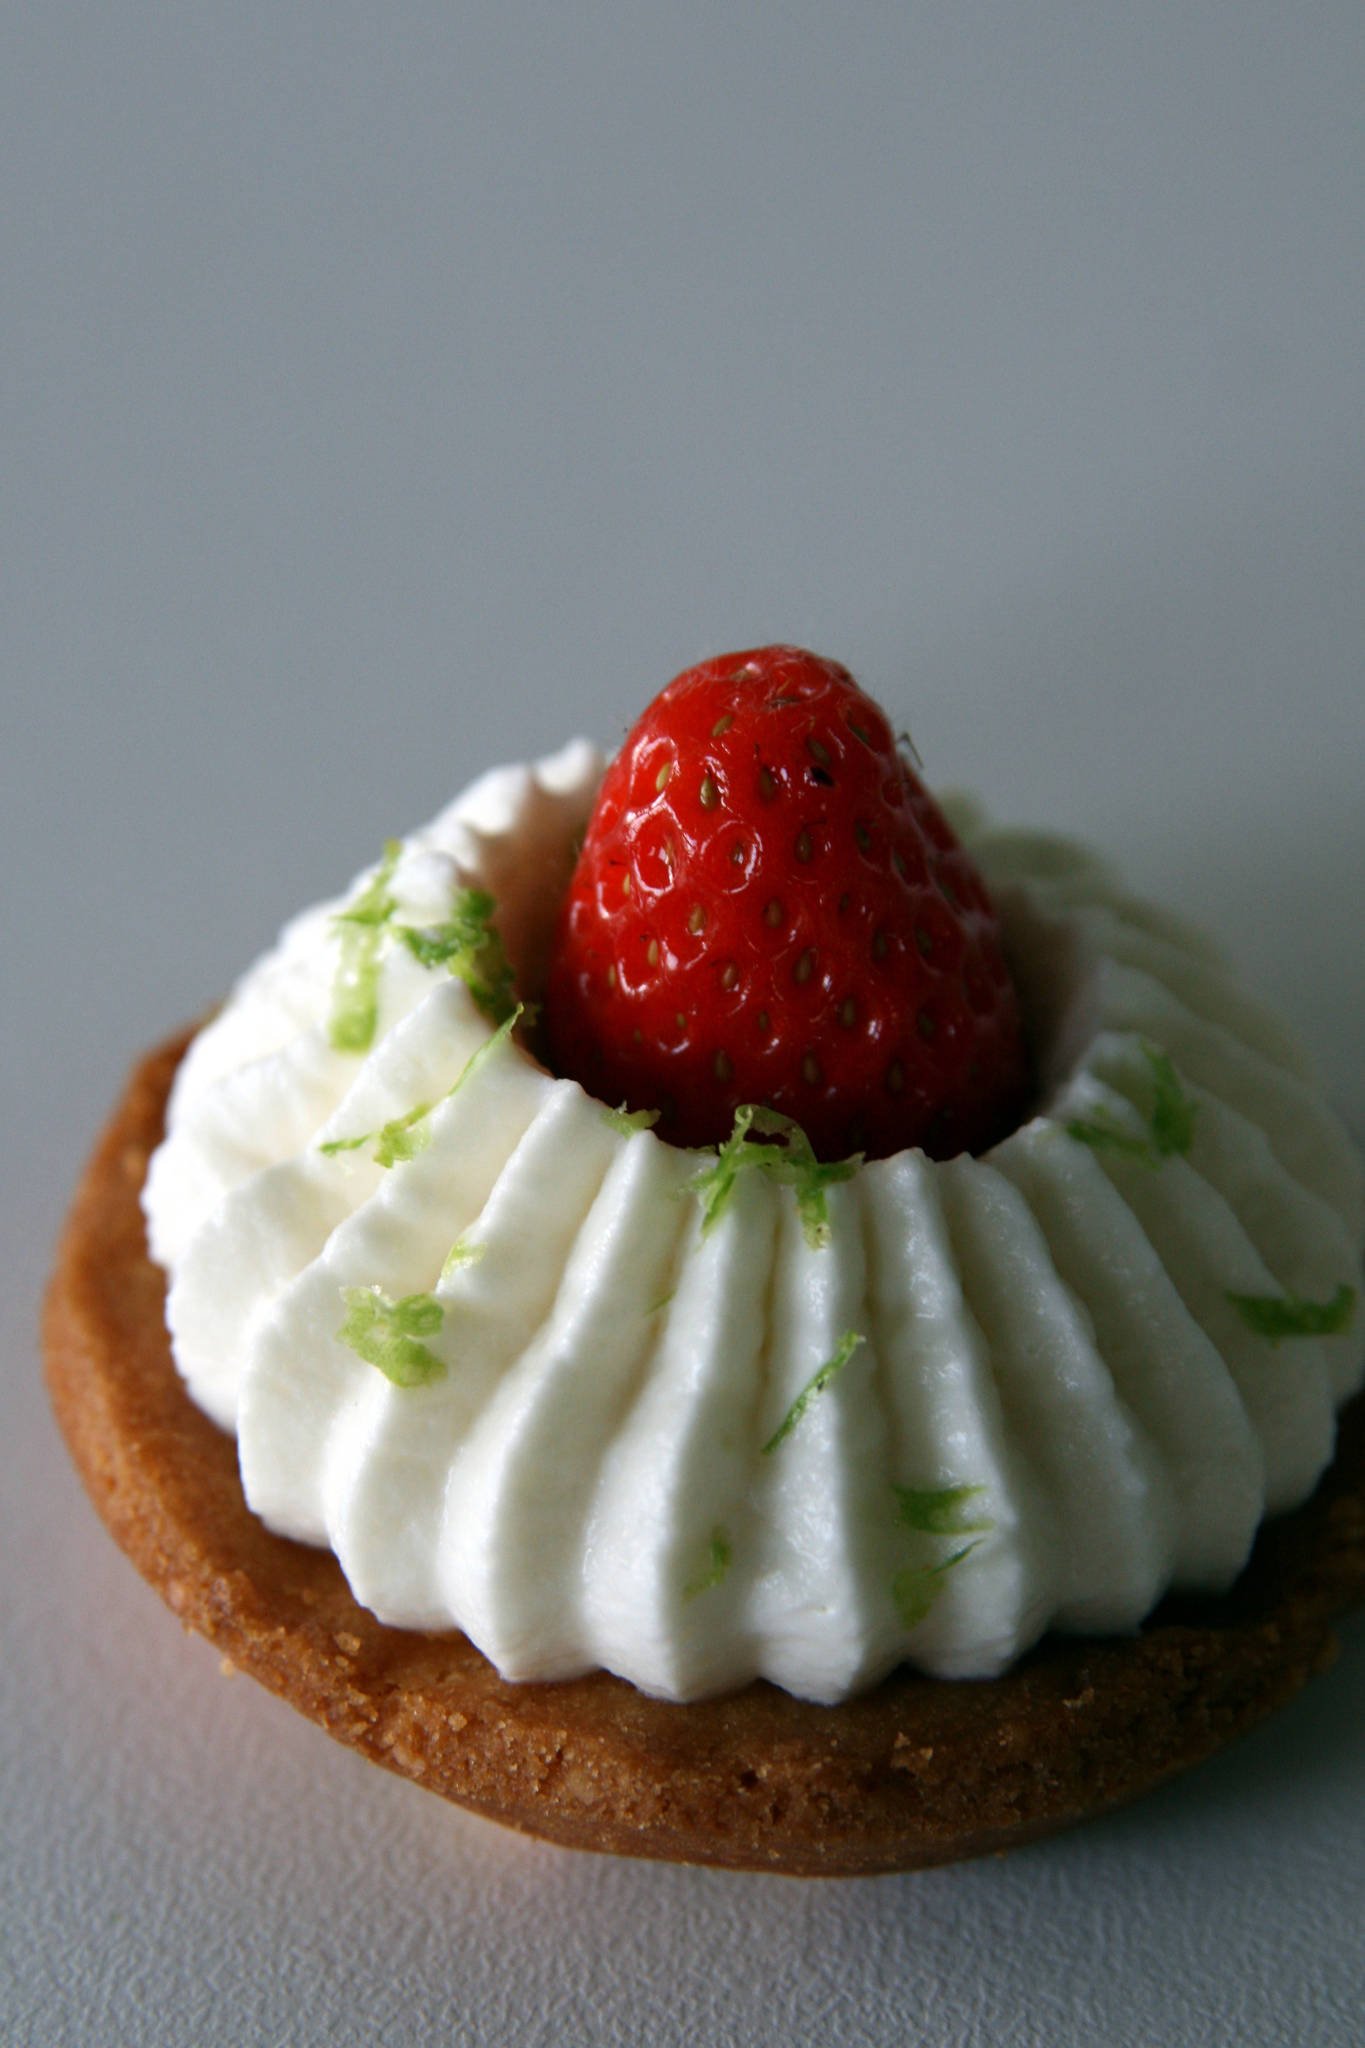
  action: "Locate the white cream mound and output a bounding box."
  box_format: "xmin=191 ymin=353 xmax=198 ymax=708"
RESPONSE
xmin=143 ymin=742 xmax=1365 ymax=1704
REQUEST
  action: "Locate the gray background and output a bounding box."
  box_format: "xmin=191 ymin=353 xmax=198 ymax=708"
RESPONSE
xmin=4 ymin=4 xmax=1364 ymax=2043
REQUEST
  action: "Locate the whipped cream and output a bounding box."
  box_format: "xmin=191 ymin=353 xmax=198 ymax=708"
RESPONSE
xmin=143 ymin=743 xmax=1365 ymax=1704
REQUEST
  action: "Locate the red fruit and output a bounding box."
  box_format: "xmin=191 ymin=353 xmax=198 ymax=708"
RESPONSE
xmin=544 ymin=646 xmax=1030 ymax=1162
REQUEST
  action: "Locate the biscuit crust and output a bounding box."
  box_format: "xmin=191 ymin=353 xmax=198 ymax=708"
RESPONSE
xmin=45 ymin=1032 xmax=1365 ymax=1876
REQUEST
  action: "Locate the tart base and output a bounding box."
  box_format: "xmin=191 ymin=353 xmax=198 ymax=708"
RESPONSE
xmin=44 ymin=1031 xmax=1365 ymax=1877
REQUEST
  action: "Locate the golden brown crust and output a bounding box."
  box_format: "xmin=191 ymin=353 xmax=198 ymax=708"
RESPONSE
xmin=45 ymin=1032 xmax=1365 ymax=1876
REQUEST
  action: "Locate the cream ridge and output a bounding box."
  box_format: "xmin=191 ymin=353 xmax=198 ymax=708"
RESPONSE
xmin=142 ymin=740 xmax=1365 ymax=1705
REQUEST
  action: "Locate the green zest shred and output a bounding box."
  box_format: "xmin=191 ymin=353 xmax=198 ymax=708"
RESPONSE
xmin=1146 ymin=1046 xmax=1197 ymax=1157
xmin=450 ymin=1006 xmax=521 ymax=1095
xmin=328 ymin=841 xmax=402 ymax=1052
xmin=1226 ymin=1282 xmax=1356 ymax=1344
xmin=397 ymin=886 xmax=516 ymax=1024
xmin=1062 ymin=1116 xmax=1155 ymax=1163
xmin=890 ymin=1479 xmax=993 ymax=1629
xmin=315 ymin=1131 xmax=370 ymax=1157
xmin=337 ymin=1286 xmax=446 ymax=1387
xmin=320 ymin=1007 xmax=522 ymax=1167
xmin=372 ymin=1103 xmax=434 ymax=1167
xmin=683 ymin=1526 xmax=733 ymax=1601
xmin=320 ymin=1007 xmax=522 ymax=1166
xmin=601 ymin=1102 xmax=662 ymax=1135
xmin=440 ymin=1235 xmax=486 ymax=1280
xmin=688 ymin=1105 xmax=862 ymax=1249
xmin=892 ymin=1544 xmax=981 ymax=1632
xmin=892 ymin=1482 xmax=992 ymax=1537
xmin=1067 ymin=1043 xmax=1196 ymax=1169
xmin=761 ymin=1330 xmax=864 ymax=1455
xmin=320 ymin=1098 xmax=434 ymax=1167
xmin=329 ymin=852 xmax=517 ymax=1055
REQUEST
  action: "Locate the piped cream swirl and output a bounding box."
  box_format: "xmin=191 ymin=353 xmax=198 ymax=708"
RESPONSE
xmin=143 ymin=744 xmax=1365 ymax=1703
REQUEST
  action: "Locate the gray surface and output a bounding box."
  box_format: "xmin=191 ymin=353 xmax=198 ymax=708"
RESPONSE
xmin=5 ymin=4 xmax=1365 ymax=2042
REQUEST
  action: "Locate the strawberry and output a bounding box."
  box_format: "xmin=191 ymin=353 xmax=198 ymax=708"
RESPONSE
xmin=544 ymin=646 xmax=1030 ymax=1162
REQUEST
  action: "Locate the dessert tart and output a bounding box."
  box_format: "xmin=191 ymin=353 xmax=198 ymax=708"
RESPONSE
xmin=46 ymin=648 xmax=1365 ymax=1875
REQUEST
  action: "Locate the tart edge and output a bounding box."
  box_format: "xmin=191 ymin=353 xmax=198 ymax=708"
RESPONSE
xmin=43 ymin=1029 xmax=1365 ymax=1877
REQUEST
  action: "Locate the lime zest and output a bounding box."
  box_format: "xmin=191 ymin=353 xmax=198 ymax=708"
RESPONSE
xmin=333 ymin=840 xmax=403 ymax=932
xmin=331 ymin=860 xmax=518 ymax=1052
xmin=317 ymin=1132 xmax=370 ymax=1157
xmin=1146 ymin=1045 xmax=1196 ymax=1158
xmin=601 ymin=1102 xmax=662 ymax=1135
xmin=687 ymin=1105 xmax=862 ymax=1248
xmin=321 ymin=1007 xmax=522 ymax=1168
xmin=337 ymin=1285 xmax=445 ymax=1388
xmin=890 ymin=1479 xmax=992 ymax=1628
xmin=320 ymin=1098 xmax=434 ymax=1167
xmin=892 ymin=1482 xmax=992 ymax=1537
xmin=440 ymin=1235 xmax=486 ymax=1281
xmin=449 ymin=1005 xmax=522 ymax=1098
xmin=372 ymin=1103 xmax=434 ymax=1168
xmin=891 ymin=1543 xmax=981 ymax=1631
xmin=760 ymin=1329 xmax=864 ymax=1456
xmin=328 ymin=841 xmax=402 ymax=1052
xmin=397 ymin=886 xmax=516 ymax=1025
xmin=1067 ymin=1043 xmax=1196 ymax=1169
xmin=682 ymin=1526 xmax=732 ymax=1601
xmin=1063 ymin=1114 xmax=1155 ymax=1162
xmin=1226 ymin=1282 xmax=1356 ymax=1345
